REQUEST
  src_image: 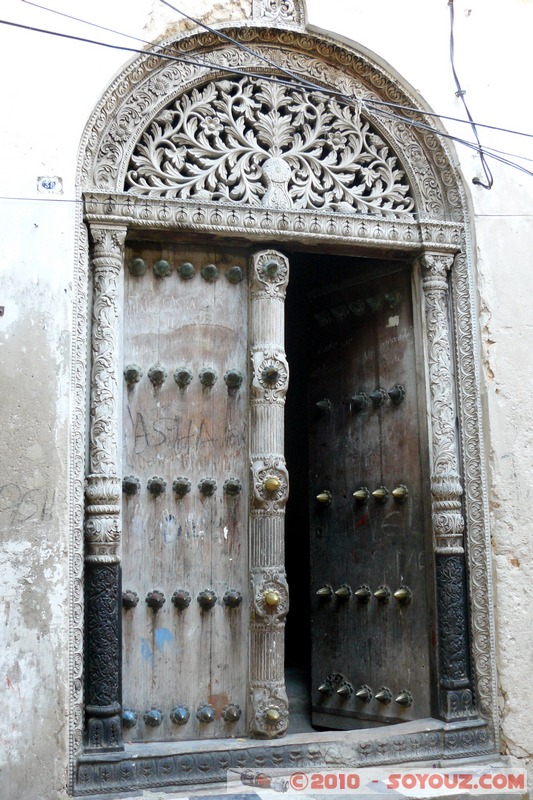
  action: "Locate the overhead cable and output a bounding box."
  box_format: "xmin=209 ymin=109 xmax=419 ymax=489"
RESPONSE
xmin=1 ymin=15 xmax=531 ymax=179
xmin=13 ymin=3 xmax=533 ymax=141
xmin=448 ymin=0 xmax=493 ymax=189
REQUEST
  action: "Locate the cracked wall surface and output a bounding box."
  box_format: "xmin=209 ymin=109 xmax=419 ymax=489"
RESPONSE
xmin=1 ymin=0 xmax=533 ymax=796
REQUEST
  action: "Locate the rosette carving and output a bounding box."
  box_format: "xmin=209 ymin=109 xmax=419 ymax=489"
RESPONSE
xmin=250 ymin=250 xmax=289 ymax=300
xmin=249 ymin=684 xmax=289 ymax=738
xmin=251 ymin=457 xmax=289 ymax=510
xmin=251 ymin=349 xmax=289 ymax=401
xmin=252 ymin=572 xmax=289 ymax=624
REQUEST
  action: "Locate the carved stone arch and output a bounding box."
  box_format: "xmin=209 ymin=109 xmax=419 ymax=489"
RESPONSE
xmin=82 ymin=27 xmax=462 ymax=227
xmin=71 ymin=2 xmax=497 ymax=794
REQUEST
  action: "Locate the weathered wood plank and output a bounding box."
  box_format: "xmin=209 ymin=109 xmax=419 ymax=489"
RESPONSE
xmin=122 ymin=241 xmax=249 ymax=742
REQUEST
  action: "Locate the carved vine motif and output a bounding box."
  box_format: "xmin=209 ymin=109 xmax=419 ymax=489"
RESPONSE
xmin=89 ymin=227 xmax=126 ymax=477
xmin=419 ymin=252 xmax=466 ymax=550
xmin=126 ymin=77 xmax=415 ymax=217
xmin=253 ymin=0 xmax=303 ymax=26
xmin=436 ymin=554 xmax=470 ymax=686
xmin=85 ymin=565 xmax=121 ymax=709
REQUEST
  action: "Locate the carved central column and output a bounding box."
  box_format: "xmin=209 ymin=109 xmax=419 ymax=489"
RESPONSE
xmin=419 ymin=251 xmax=476 ymax=722
xmin=249 ymin=250 xmax=290 ymax=737
xmin=84 ymin=224 xmax=127 ymax=751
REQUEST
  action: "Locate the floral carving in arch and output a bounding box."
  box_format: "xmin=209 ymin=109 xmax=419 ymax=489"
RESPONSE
xmin=83 ymin=29 xmax=460 ymax=223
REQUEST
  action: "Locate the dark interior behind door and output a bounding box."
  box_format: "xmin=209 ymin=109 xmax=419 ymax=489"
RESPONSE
xmin=285 ymin=253 xmax=435 ymax=730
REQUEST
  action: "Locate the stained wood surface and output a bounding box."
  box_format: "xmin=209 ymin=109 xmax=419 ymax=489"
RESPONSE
xmin=308 ymin=264 xmax=434 ymax=729
xmin=122 ymin=241 xmax=249 ymax=742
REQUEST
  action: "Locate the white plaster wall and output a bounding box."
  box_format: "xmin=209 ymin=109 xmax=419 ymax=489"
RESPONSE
xmin=1 ymin=0 xmax=532 ymax=796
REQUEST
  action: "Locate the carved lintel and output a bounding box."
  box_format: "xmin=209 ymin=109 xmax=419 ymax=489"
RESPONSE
xmin=85 ymin=193 xmax=464 ymax=252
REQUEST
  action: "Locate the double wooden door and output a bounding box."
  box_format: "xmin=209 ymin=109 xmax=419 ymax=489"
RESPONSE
xmin=119 ymin=241 xmax=434 ymax=741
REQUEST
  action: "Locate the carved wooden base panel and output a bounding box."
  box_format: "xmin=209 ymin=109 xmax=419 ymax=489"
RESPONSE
xmin=75 ymin=720 xmax=492 ymax=795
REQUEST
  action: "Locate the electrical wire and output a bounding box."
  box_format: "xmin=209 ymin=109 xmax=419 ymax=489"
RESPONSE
xmin=369 ymin=103 xmax=533 ymax=178
xmin=0 ymin=17 xmax=347 ymax=95
xmin=1 ymin=13 xmax=531 ymax=180
xmin=13 ymin=1 xmax=533 ymax=141
xmin=159 ymin=0 xmax=337 ymax=97
xmin=20 ymin=0 xmax=152 ymax=45
xmin=363 ymin=96 xmax=533 ymax=140
xmin=448 ymin=0 xmax=493 ymax=189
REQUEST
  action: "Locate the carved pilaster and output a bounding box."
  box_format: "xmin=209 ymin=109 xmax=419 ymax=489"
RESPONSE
xmin=419 ymin=251 xmax=475 ymax=721
xmin=88 ymin=225 xmax=125 ymax=478
xmin=249 ymin=250 xmax=290 ymax=738
xmin=84 ymin=224 xmax=127 ymax=751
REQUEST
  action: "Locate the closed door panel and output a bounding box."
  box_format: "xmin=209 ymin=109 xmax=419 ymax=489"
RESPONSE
xmin=121 ymin=241 xmax=249 ymax=742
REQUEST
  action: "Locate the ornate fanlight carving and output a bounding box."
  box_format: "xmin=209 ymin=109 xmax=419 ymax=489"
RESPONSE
xmin=126 ymin=77 xmax=415 ymax=217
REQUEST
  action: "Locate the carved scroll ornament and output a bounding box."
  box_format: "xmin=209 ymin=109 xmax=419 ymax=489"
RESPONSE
xmin=126 ymin=77 xmax=414 ymax=217
xmin=252 ymin=0 xmax=304 ymax=26
xmin=419 ymin=252 xmax=464 ymax=551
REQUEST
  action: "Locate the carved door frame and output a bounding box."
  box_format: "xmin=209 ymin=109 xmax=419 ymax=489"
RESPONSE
xmin=71 ymin=1 xmax=497 ymax=794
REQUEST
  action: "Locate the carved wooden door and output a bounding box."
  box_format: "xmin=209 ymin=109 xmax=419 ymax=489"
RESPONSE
xmin=120 ymin=239 xmax=249 ymax=742
xmin=308 ymin=262 xmax=434 ymax=729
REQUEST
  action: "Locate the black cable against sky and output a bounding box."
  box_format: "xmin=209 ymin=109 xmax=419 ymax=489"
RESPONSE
xmin=1 ymin=13 xmax=531 ymax=180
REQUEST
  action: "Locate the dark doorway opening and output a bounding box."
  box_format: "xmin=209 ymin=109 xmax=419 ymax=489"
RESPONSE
xmin=283 ymin=249 xmax=434 ymax=732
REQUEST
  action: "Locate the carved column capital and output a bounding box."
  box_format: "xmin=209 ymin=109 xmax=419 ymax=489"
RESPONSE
xmin=89 ymin=224 xmax=127 ymax=264
xmin=84 ymin=475 xmax=121 ymax=564
xmin=418 ymin=251 xmax=454 ymax=284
